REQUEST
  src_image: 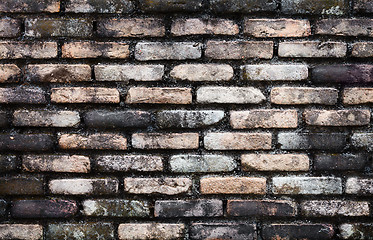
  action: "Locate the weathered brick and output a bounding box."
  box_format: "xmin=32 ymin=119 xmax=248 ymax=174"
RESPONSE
xmin=11 ymin=200 xmax=78 ymax=218
xmin=0 ymin=134 xmax=54 ymax=151
xmin=244 ymin=19 xmax=311 ymax=37
xmin=94 ymin=155 xmax=163 ymax=172
xmin=242 ymin=154 xmax=309 ymax=171
xmin=0 ymin=112 xmax=7 ymax=127
xmin=346 ymin=178 xmax=373 ymax=195
xmin=66 ymin=0 xmax=134 ymax=13
xmin=205 ymin=40 xmax=273 ymax=59
xmin=0 ymin=155 xmax=17 ymax=172
xmin=271 ymin=87 xmax=338 ymax=105
xmin=82 ymin=199 xmax=150 ymax=217
xmin=172 ymin=18 xmax=239 ymax=36
xmin=0 ymin=0 xmax=60 ymax=12
xmin=241 ymin=64 xmax=308 ymax=81
xmin=210 ymin=0 xmax=277 ymax=13
xmin=13 ymin=110 xmax=80 ymax=127
xmin=51 ymin=87 xmax=120 ymax=103
xmin=155 ymin=199 xmax=223 ymax=217
xmin=0 ymin=41 xmax=57 ymax=59
xmin=316 ymin=19 xmax=373 ymax=36
xmin=0 ymin=64 xmax=21 ymax=82
xmin=262 ymin=224 xmax=335 ymax=240
xmin=314 ymin=153 xmax=367 ymax=171
xmin=139 ymin=0 xmax=203 ymax=12
xmin=22 ymin=155 xmax=90 ymax=173
xmin=126 ymin=87 xmax=192 ymax=104
xmin=119 ymin=223 xmax=185 ymax=240
xmin=190 ymin=222 xmax=256 ymax=240
xmin=0 ymin=19 xmax=21 ymax=37
xmin=132 ymin=133 xmax=198 ymax=149
xmin=47 ymin=223 xmax=114 ymax=240
xmin=0 ymin=87 xmax=46 ymax=104
xmin=352 ymin=42 xmax=373 ymax=57
xmin=200 ymin=177 xmax=266 ymax=194
xmin=84 ymin=111 xmax=151 ymax=128
xmin=304 ymin=109 xmax=370 ymax=126
xmin=273 ymin=177 xmax=342 ymax=195
xmin=157 ymin=110 xmax=224 ymax=128
xmin=49 ymin=178 xmax=119 ymax=195
xmin=135 ymin=42 xmax=202 ymax=61
xmin=0 ymin=224 xmax=43 ymax=240
xmin=227 ymin=200 xmax=297 ymax=217
xmin=95 ymin=65 xmax=164 ymax=82
xmin=197 ymin=87 xmax=265 ymax=104
xmin=281 ymin=0 xmax=347 ymax=15
xmin=0 ymin=200 xmax=6 ymax=218
xmin=301 ymin=200 xmax=370 ymax=216
xmin=340 ymin=223 xmax=373 ymax=239
xmin=169 ymin=154 xmax=236 ymax=172
xmin=231 ymin=110 xmax=298 ymax=129
xmin=124 ymin=177 xmax=192 ymax=195
xmin=204 ymin=132 xmax=272 ymax=150
xmin=98 ymin=18 xmax=164 ymax=37
xmin=354 ymin=0 xmax=373 ymax=13
xmin=352 ymin=133 xmax=373 ymax=151
xmin=59 ymin=133 xmax=127 ymax=150
xmin=278 ymin=133 xmax=347 ymax=150
xmin=26 ymin=64 xmax=91 ymax=82
xmin=279 ymin=41 xmax=347 ymax=58
xmin=315 ymin=65 xmax=373 ymax=84
xmin=62 ymin=41 xmax=129 ymax=58
xmin=344 ymin=88 xmax=373 ymax=104
xmin=170 ymin=64 xmax=233 ymax=81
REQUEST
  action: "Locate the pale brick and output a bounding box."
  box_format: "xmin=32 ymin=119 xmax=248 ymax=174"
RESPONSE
xmin=13 ymin=110 xmax=80 ymax=127
xmin=22 ymin=155 xmax=90 ymax=173
xmin=0 ymin=0 xmax=60 ymax=13
xmin=0 ymin=18 xmax=21 ymax=37
xmin=279 ymin=41 xmax=347 ymax=58
xmin=98 ymin=18 xmax=165 ymax=37
xmin=244 ymin=19 xmax=311 ymax=37
xmin=304 ymin=109 xmax=370 ymax=126
xmin=190 ymin=222 xmax=256 ymax=240
xmin=242 ymin=154 xmax=309 ymax=171
xmin=118 ymin=223 xmax=185 ymax=240
xmin=135 ymin=42 xmax=202 ymax=61
xmin=157 ymin=110 xmax=224 ymax=128
xmin=197 ymin=87 xmax=265 ymax=104
xmin=241 ymin=64 xmax=308 ymax=81
xmin=126 ymin=87 xmax=192 ymax=104
xmin=26 ymin=64 xmax=91 ymax=82
xmin=204 ymin=132 xmax=272 ymax=150
xmin=95 ymin=65 xmax=164 ymax=82
xmin=132 ymin=133 xmax=199 ymax=149
xmin=301 ymin=200 xmax=370 ymax=216
xmin=169 ymin=155 xmax=236 ymax=172
xmin=352 ymin=42 xmax=373 ymax=57
xmin=0 ymin=64 xmax=21 ymax=82
xmin=94 ymin=155 xmax=163 ymax=172
xmin=49 ymin=178 xmax=119 ymax=195
xmin=271 ymin=87 xmax=338 ymax=105
xmin=124 ymin=177 xmax=192 ymax=195
xmin=82 ymin=199 xmax=150 ymax=217
xmin=0 ymin=41 xmax=57 ymax=59
xmin=273 ymin=177 xmax=342 ymax=195
xmin=200 ymin=177 xmax=266 ymax=194
xmin=51 ymin=87 xmax=120 ymax=103
xmin=351 ymin=133 xmax=373 ymax=151
xmin=59 ymin=133 xmax=127 ymax=150
xmin=316 ymin=19 xmax=373 ymax=36
xmin=170 ymin=64 xmax=233 ymax=81
xmin=172 ymin=18 xmax=239 ymax=35
xmin=66 ymin=0 xmax=134 ymax=13
xmin=343 ymin=88 xmax=373 ymax=104
xmin=340 ymin=224 xmax=373 ymax=239
xmin=0 ymin=224 xmax=43 ymax=240
xmin=62 ymin=41 xmax=129 ymax=58
xmin=346 ymin=178 xmax=373 ymax=195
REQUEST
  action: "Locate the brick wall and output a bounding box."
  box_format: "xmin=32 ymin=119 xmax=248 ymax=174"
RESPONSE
xmin=0 ymin=0 xmax=373 ymax=239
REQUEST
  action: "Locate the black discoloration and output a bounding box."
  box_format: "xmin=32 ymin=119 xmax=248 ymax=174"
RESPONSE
xmin=312 ymin=65 xmax=373 ymax=83
xmin=0 ymin=155 xmax=17 ymax=172
xmin=0 ymin=87 xmax=46 ymax=104
xmin=11 ymin=200 xmax=78 ymax=218
xmin=262 ymin=224 xmax=335 ymax=240
xmin=0 ymin=177 xmax=43 ymax=195
xmin=211 ymin=0 xmax=276 ymax=13
xmin=155 ymin=199 xmax=223 ymax=217
xmin=84 ymin=110 xmax=151 ymax=128
xmin=227 ymin=200 xmax=297 ymax=217
xmin=0 ymin=134 xmax=54 ymax=151
xmin=139 ymin=0 xmax=203 ymax=12
xmin=0 ymin=0 xmax=59 ymax=12
xmin=47 ymin=223 xmax=115 ymax=240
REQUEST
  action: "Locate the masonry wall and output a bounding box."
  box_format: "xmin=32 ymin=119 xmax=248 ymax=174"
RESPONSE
xmin=0 ymin=0 xmax=372 ymax=239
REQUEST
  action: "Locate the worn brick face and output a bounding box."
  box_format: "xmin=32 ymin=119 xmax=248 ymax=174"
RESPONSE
xmin=62 ymin=41 xmax=129 ymax=58
xmin=59 ymin=133 xmax=127 ymax=150
xmin=170 ymin=64 xmax=233 ymax=81
xmin=49 ymin=178 xmax=119 ymax=195
xmin=95 ymin=65 xmax=164 ymax=82
xmin=11 ymin=200 xmax=78 ymax=218
xmin=279 ymin=41 xmax=347 ymax=58
xmin=281 ymin=0 xmax=347 ymax=15
xmin=242 ymin=154 xmax=309 ymax=171
xmin=241 ymin=64 xmax=308 ymax=81
xmin=51 ymin=87 xmax=120 ymax=103
xmin=211 ymin=0 xmax=277 ymax=13
xmin=132 ymin=133 xmax=199 ymax=149
xmin=126 ymin=87 xmax=192 ymax=104
xmin=124 ymin=177 xmax=192 ymax=195
xmin=65 ymin=0 xmax=134 ymax=13
xmin=26 ymin=64 xmax=91 ymax=82
xmin=200 ymin=177 xmax=266 ymax=194
xmin=301 ymin=200 xmax=370 ymax=216
xmin=316 ymin=19 xmax=373 ymax=36
xmin=0 ymin=224 xmax=43 ymax=240
xmin=22 ymin=155 xmax=90 ymax=173
xmin=98 ymin=18 xmax=165 ymax=37
xmin=303 ymin=109 xmax=370 ymax=126
xmin=0 ymin=19 xmax=21 ymax=37
xmin=0 ymin=0 xmax=60 ymax=12
xmin=227 ymin=200 xmax=297 ymax=217
xmin=135 ymin=42 xmax=202 ymax=60
xmin=154 ymin=199 xmax=223 ymax=217
xmin=0 ymin=41 xmax=57 ymax=59
xmin=204 ymin=132 xmax=272 ymax=150
xmin=118 ymin=223 xmax=185 ymax=240
xmin=206 ymin=40 xmax=273 ymax=59
xmin=172 ymin=18 xmax=239 ymax=35
xmin=0 ymin=64 xmax=21 ymax=82
xmin=244 ymin=19 xmax=311 ymax=37
xmin=231 ymin=110 xmax=298 ymax=129
xmin=13 ymin=110 xmax=80 ymax=127
xmin=271 ymin=87 xmax=338 ymax=105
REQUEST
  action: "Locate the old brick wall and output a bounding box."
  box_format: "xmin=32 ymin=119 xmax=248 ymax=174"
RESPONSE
xmin=0 ymin=0 xmax=372 ymax=239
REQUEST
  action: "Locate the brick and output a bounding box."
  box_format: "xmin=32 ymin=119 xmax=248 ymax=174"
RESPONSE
xmin=49 ymin=178 xmax=119 ymax=195
xmin=66 ymin=0 xmax=134 ymax=13
xmin=271 ymin=87 xmax=338 ymax=105
xmin=126 ymin=87 xmax=192 ymax=104
xmin=354 ymin=0 xmax=373 ymax=13
xmin=304 ymin=109 xmax=370 ymax=126
xmin=204 ymin=132 xmax=272 ymax=150
xmin=314 ymin=153 xmax=367 ymax=171
xmin=278 ymin=133 xmax=347 ymax=150
xmin=157 ymin=110 xmax=224 ymax=128
xmin=172 ymin=18 xmax=239 ymax=35
xmin=190 ymin=222 xmax=256 ymax=240
xmin=11 ymin=200 xmax=78 ymax=218
xmin=227 ymin=200 xmax=297 ymax=217
xmin=344 ymin=88 xmax=373 ymax=104
xmin=139 ymin=0 xmax=203 ymax=12
xmin=352 ymin=42 xmax=373 ymax=57
xmin=25 ymin=18 xmax=92 ymax=38
xmin=313 ymin=65 xmax=373 ymax=83
xmin=0 ymin=87 xmax=46 ymax=104
xmin=0 ymin=112 xmax=7 ymax=127
xmin=205 ymin=40 xmax=273 ymax=59
xmin=0 ymin=224 xmax=43 ymax=240
xmin=200 ymin=177 xmax=266 ymax=195
xmin=282 ymin=0 xmax=347 ymax=15
xmin=170 ymin=64 xmax=233 ymax=81
xmin=279 ymin=41 xmax=347 ymax=58
xmin=118 ymin=223 xmax=185 ymax=240
xmin=346 ymin=178 xmax=373 ymax=195
xmin=210 ymin=0 xmax=277 ymax=13
xmin=0 ymin=41 xmax=57 ymax=59
xmin=0 ymin=19 xmax=21 ymax=37
xmin=94 ymin=155 xmax=163 ymax=172
xmin=13 ymin=110 xmax=80 ymax=127
xmin=301 ymin=200 xmax=370 ymax=216
xmin=0 ymin=0 xmax=60 ymax=12
xmin=155 ymin=199 xmax=223 ymax=217
xmin=82 ymin=199 xmax=150 ymax=217
xmin=241 ymin=64 xmax=308 ymax=81
xmin=242 ymin=154 xmax=309 ymax=171
xmin=124 ymin=177 xmax=192 ymax=195
xmin=59 ymin=133 xmax=127 ymax=150
xmin=133 ymin=133 xmax=198 ymax=149
xmin=0 ymin=155 xmax=17 ymax=172
xmin=84 ymin=111 xmax=151 ymax=128
xmin=197 ymin=87 xmax=265 ymax=104
xmin=22 ymin=155 xmax=90 ymax=173
xmin=47 ymin=223 xmax=114 ymax=240
xmin=62 ymin=41 xmax=129 ymax=58
xmin=169 ymin=154 xmax=236 ymax=172
xmin=352 ymin=133 xmax=373 ymax=151
xmin=95 ymin=65 xmax=164 ymax=82
xmin=98 ymin=18 xmax=164 ymax=37
xmin=0 ymin=64 xmax=21 ymax=82
xmin=0 ymin=200 xmax=6 ymax=218
xmin=262 ymin=224 xmax=334 ymax=240
xmin=51 ymin=87 xmax=120 ymax=103
xmin=0 ymin=134 xmax=54 ymax=151
xmin=231 ymin=110 xmax=298 ymax=129
xmin=244 ymin=19 xmax=311 ymax=37
xmin=26 ymin=64 xmax=91 ymax=82
xmin=273 ymin=177 xmax=342 ymax=195
xmin=316 ymin=19 xmax=373 ymax=36
xmin=340 ymin=223 xmax=373 ymax=239
xmin=135 ymin=42 xmax=202 ymax=61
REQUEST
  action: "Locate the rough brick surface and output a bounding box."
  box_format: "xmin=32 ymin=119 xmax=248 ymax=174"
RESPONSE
xmin=314 ymin=153 xmax=367 ymax=171
xmin=66 ymin=0 xmax=133 ymax=13
xmin=273 ymin=177 xmax=342 ymax=195
xmin=0 ymin=134 xmax=54 ymax=151
xmin=118 ymin=223 xmax=185 ymax=240
xmin=352 ymin=42 xmax=373 ymax=57
xmin=139 ymin=0 xmax=203 ymax=12
xmin=0 ymin=19 xmax=21 ymax=37
xmin=241 ymin=64 xmax=308 ymax=81
xmin=0 ymin=224 xmax=43 ymax=240
xmin=0 ymin=64 xmax=21 ymax=82
xmin=190 ymin=222 xmax=256 ymax=240
xmin=62 ymin=41 xmax=129 ymax=58
xmin=126 ymin=87 xmax=192 ymax=104
xmin=22 ymin=155 xmax=90 ymax=173
xmin=340 ymin=223 xmax=373 ymax=239
xmin=0 ymin=155 xmax=17 ymax=172
xmin=135 ymin=42 xmax=202 ymax=60
xmin=84 ymin=110 xmax=151 ymax=128
xmin=172 ymin=18 xmax=239 ymax=35
xmin=47 ymin=223 xmax=115 ymax=240
xmin=49 ymin=178 xmax=119 ymax=195
xmin=95 ymin=65 xmax=164 ymax=82
xmin=197 ymin=87 xmax=265 ymax=104
xmin=231 ymin=110 xmax=298 ymax=129
xmin=204 ymin=132 xmax=272 ymax=150
xmin=59 ymin=133 xmax=127 ymax=150
xmin=169 ymin=154 xmax=236 ymax=172
xmin=98 ymin=18 xmax=165 ymax=37
xmin=262 ymin=224 xmax=335 ymax=240
xmin=210 ymin=0 xmax=277 ymax=13
xmin=170 ymin=64 xmax=233 ymax=81
xmin=242 ymin=154 xmax=309 ymax=171
xmin=26 ymin=64 xmax=91 ymax=82
xmin=303 ymin=109 xmax=370 ymax=126
xmin=244 ymin=19 xmax=311 ymax=37
xmin=51 ymin=87 xmax=120 ymax=103
xmin=271 ymin=87 xmax=338 ymax=105
xmin=11 ymin=200 xmax=78 ymax=218
xmin=279 ymin=41 xmax=347 ymax=58
xmin=82 ymin=199 xmax=150 ymax=217
xmin=155 ymin=199 xmax=223 ymax=217
xmin=0 ymin=41 xmax=57 ymax=59
xmin=200 ymin=177 xmax=266 ymax=194
xmin=227 ymin=200 xmax=297 ymax=217
xmin=281 ymin=0 xmax=347 ymax=15
xmin=278 ymin=133 xmax=347 ymax=150
xmin=346 ymin=178 xmax=373 ymax=195
xmin=316 ymin=19 xmax=373 ymax=36
xmin=132 ymin=133 xmax=199 ymax=149
xmin=94 ymin=155 xmax=163 ymax=172
xmin=301 ymin=200 xmax=370 ymax=216
xmin=312 ymin=65 xmax=373 ymax=83
xmin=0 ymin=0 xmax=60 ymax=12
xmin=157 ymin=110 xmax=224 ymax=128
xmin=0 ymin=176 xmax=43 ymax=195
xmin=124 ymin=177 xmax=192 ymax=195
xmin=13 ymin=110 xmax=80 ymax=127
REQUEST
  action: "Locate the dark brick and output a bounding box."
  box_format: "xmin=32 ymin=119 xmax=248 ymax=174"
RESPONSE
xmin=155 ymin=199 xmax=223 ymax=218
xmin=66 ymin=0 xmax=134 ymax=13
xmin=0 ymin=134 xmax=54 ymax=151
xmin=211 ymin=0 xmax=277 ymax=13
xmin=190 ymin=222 xmax=256 ymax=240
xmin=0 ymin=111 xmax=8 ymax=127
xmin=0 ymin=155 xmax=17 ymax=172
xmin=281 ymin=0 xmax=347 ymax=15
xmin=0 ymin=177 xmax=43 ymax=195
xmin=82 ymin=199 xmax=150 ymax=217
xmin=0 ymin=200 xmax=7 ymax=218
xmin=157 ymin=110 xmax=224 ymax=128
xmin=227 ymin=200 xmax=297 ymax=217
xmin=312 ymin=65 xmax=373 ymax=83
xmin=262 ymin=224 xmax=334 ymax=240
xmin=0 ymin=0 xmax=60 ymax=12
xmin=84 ymin=110 xmax=151 ymax=129
xmin=278 ymin=133 xmax=347 ymax=150
xmin=0 ymin=19 xmax=21 ymax=37
xmin=314 ymin=153 xmax=367 ymax=171
xmin=0 ymin=87 xmax=46 ymax=104
xmin=340 ymin=223 xmax=373 ymax=239
xmin=47 ymin=223 xmax=114 ymax=240
xmin=354 ymin=0 xmax=373 ymax=13
xmin=26 ymin=64 xmax=91 ymax=83
xmin=139 ymin=0 xmax=203 ymax=12
xmin=11 ymin=200 xmax=78 ymax=218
